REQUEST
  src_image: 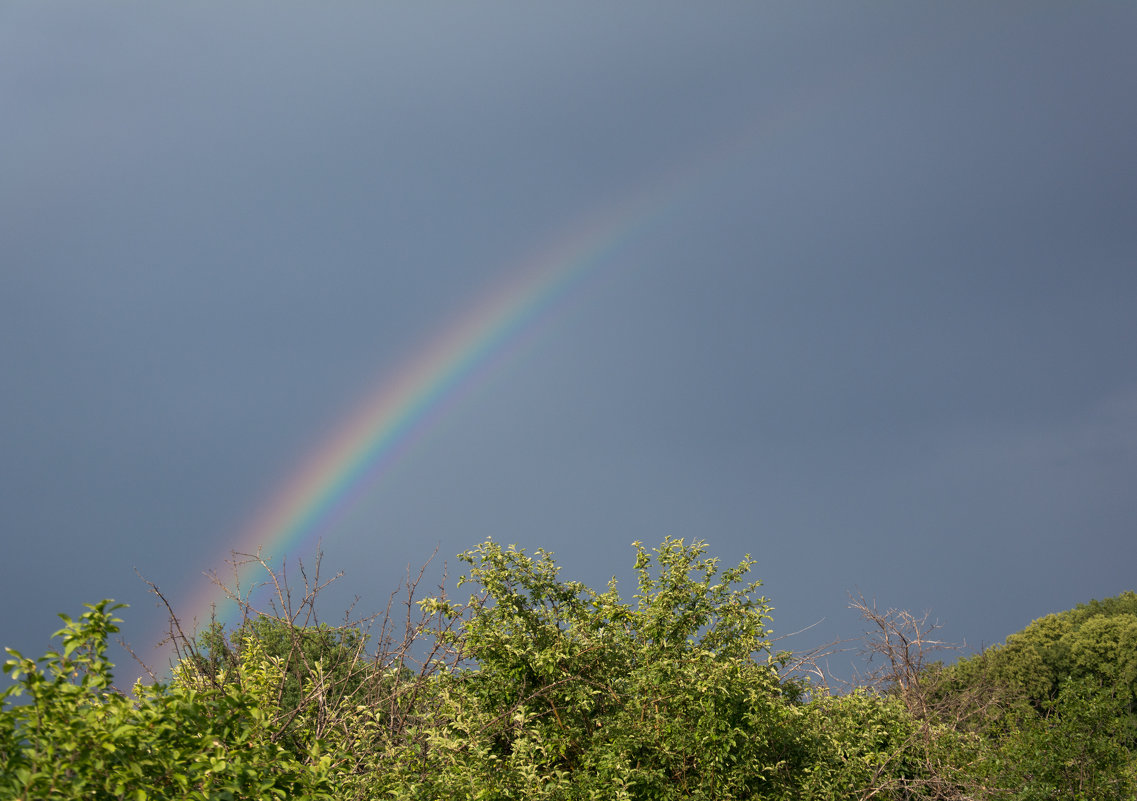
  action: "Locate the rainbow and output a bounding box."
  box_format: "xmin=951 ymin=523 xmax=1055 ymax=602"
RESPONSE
xmin=179 ymin=81 xmax=835 ymax=635
xmin=182 ymin=184 xmax=676 ymax=631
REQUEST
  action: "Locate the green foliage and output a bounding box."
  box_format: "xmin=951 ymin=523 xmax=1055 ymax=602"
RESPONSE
xmin=5 ymin=547 xmax=1132 ymax=800
xmin=179 ymin=615 xmax=372 ymax=758
xmin=953 ymin=591 xmax=1137 ymax=714
xmin=0 ymin=600 xmax=335 ymax=800
xmin=794 ymin=689 xmax=939 ymax=799
xmin=987 ymin=677 xmax=1136 ymax=801
xmin=386 ymin=537 xmax=841 ymax=800
xmin=920 ymin=592 xmax=1137 ymax=800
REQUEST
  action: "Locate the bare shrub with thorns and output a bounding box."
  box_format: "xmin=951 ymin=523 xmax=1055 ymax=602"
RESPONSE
xmin=847 ymin=592 xmax=1029 ymax=801
xmin=851 ymin=593 xmax=958 ymax=719
xmin=143 ymin=546 xmax=476 ymax=779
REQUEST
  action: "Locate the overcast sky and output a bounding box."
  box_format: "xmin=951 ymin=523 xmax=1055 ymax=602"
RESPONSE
xmin=3 ymin=3 xmax=1135 ymax=685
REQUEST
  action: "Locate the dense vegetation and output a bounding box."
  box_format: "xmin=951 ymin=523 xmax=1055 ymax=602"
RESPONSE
xmin=2 ymin=538 xmax=1134 ymax=799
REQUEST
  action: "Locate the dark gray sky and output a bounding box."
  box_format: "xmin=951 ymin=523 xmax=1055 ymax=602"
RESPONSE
xmin=3 ymin=3 xmax=1135 ymax=684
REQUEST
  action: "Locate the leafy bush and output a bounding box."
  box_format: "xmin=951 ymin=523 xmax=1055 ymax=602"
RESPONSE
xmin=1 ymin=601 xmax=335 ymax=801
xmin=5 ymin=545 xmax=1133 ymax=800
xmin=410 ymin=537 xmax=802 ymax=799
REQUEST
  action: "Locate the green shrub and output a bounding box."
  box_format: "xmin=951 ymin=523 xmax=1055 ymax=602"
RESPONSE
xmin=1 ymin=600 xmax=335 ymax=801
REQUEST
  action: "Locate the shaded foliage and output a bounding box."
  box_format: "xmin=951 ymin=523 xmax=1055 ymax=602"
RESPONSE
xmin=952 ymin=591 xmax=1137 ymax=711
xmin=874 ymin=591 xmax=1137 ymax=800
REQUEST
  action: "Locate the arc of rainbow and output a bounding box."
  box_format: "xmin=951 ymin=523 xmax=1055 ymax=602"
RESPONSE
xmin=183 ymin=188 xmax=668 ymax=630
xmin=240 ymin=211 xmax=636 ymax=559
xmin=181 ymin=84 xmax=833 ymax=634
